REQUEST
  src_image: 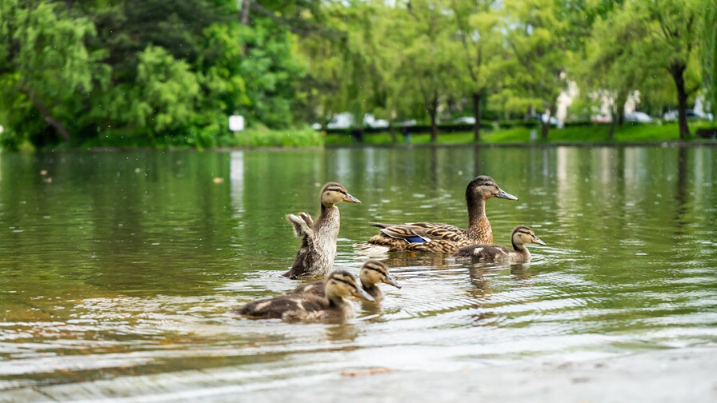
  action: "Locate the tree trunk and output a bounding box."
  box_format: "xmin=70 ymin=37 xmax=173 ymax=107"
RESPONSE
xmin=389 ymin=122 xmax=396 ymax=143
xmin=670 ymin=63 xmax=691 ymax=140
xmin=472 ymin=92 xmax=481 ymax=142
xmin=240 ymin=0 xmax=251 ymax=55
xmin=608 ymin=114 xmax=617 ymax=140
xmin=240 ymin=0 xmax=251 ymax=25
xmin=616 ymin=91 xmax=625 ymax=127
xmin=430 ymin=111 xmax=438 ymax=142
xmin=540 ymin=120 xmax=549 ymax=139
xmin=21 ymin=88 xmax=71 ymax=143
xmin=608 ymin=95 xmax=617 ymax=140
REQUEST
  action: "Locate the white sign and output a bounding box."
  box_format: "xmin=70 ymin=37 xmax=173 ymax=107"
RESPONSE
xmin=229 ymin=115 xmax=245 ymax=132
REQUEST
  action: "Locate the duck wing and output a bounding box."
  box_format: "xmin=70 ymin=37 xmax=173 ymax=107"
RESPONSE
xmin=452 ymin=244 xmax=512 ymax=262
xmin=370 ymin=222 xmax=464 ymax=244
xmin=287 ymin=213 xmax=314 ymax=239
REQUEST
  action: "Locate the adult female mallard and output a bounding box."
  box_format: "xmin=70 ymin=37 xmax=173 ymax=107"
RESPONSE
xmin=452 ymin=225 xmax=546 ymax=263
xmin=283 ymin=182 xmax=361 ymax=279
xmin=289 ymin=260 xmax=401 ymax=302
xmin=234 ymin=270 xmax=373 ymax=321
xmin=356 ymin=176 xmax=517 ymax=254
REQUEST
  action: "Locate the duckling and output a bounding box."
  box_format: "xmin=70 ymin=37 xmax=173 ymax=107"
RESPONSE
xmin=452 ymin=225 xmax=546 ymax=263
xmin=289 ymin=260 xmax=401 ymax=302
xmin=356 ymin=176 xmax=517 ymax=254
xmin=235 ymin=270 xmax=373 ymax=321
xmin=283 ymin=182 xmax=361 ymax=279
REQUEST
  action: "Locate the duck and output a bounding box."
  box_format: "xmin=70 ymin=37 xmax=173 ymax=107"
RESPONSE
xmin=283 ymin=182 xmax=361 ymax=279
xmin=234 ymin=270 xmax=374 ymax=321
xmin=288 ymin=260 xmax=401 ymax=302
xmin=452 ymin=225 xmax=546 ymax=263
xmin=355 ymin=176 xmax=517 ymax=254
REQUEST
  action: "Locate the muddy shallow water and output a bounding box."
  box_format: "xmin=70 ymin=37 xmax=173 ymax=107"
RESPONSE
xmin=1 ymin=146 xmax=716 ymax=399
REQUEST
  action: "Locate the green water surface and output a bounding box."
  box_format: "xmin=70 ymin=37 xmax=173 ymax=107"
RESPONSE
xmin=0 ymin=146 xmax=716 ymax=398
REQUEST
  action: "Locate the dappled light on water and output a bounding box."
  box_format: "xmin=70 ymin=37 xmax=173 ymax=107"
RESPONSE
xmin=1 ymin=146 xmax=716 ymax=399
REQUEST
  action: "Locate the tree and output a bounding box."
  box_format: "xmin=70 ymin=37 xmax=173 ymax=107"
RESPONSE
xmin=450 ymin=0 xmax=502 ymax=141
xmin=501 ymin=0 xmax=568 ymax=139
xmin=623 ymin=0 xmax=704 ymax=139
xmin=397 ymin=0 xmax=459 ymax=141
xmin=703 ymin=3 xmax=717 ymax=117
xmin=0 ymin=0 xmax=107 ymax=147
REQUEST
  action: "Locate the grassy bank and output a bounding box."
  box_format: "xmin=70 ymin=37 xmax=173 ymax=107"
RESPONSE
xmin=325 ymin=122 xmax=716 ymax=146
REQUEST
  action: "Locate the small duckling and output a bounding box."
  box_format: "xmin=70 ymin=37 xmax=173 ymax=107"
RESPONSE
xmin=289 ymin=260 xmax=401 ymax=302
xmin=284 ymin=182 xmax=361 ymax=279
xmin=452 ymin=225 xmax=546 ymax=263
xmin=235 ymin=270 xmax=373 ymax=322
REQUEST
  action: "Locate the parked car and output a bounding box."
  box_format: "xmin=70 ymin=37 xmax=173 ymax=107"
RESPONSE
xmin=310 ymin=123 xmax=322 ymax=130
xmin=591 ymin=114 xmax=612 ymax=123
xmin=625 ymin=111 xmax=653 ymax=123
xmin=326 ymin=112 xmax=389 ymax=129
xmin=663 ymin=109 xmax=710 ymax=121
xmin=452 ymin=116 xmax=476 ymax=125
xmin=524 ymin=114 xmax=564 ymax=128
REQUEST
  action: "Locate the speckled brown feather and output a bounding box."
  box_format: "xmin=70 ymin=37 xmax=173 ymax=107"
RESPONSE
xmin=360 ymin=176 xmax=513 ymax=254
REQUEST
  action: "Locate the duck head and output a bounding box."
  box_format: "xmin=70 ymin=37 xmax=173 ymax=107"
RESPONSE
xmin=466 ymin=176 xmax=518 ymax=201
xmin=511 ymin=225 xmax=546 ymax=248
xmin=325 ymin=270 xmax=375 ymax=302
xmin=321 ymin=182 xmax=361 ymax=208
xmin=359 ymin=260 xmax=401 ymax=289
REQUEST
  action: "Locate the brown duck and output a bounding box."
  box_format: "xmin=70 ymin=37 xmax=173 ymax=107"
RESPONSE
xmin=356 ymin=176 xmax=517 ymax=254
xmin=453 ymin=225 xmax=546 ymax=263
xmin=289 ymin=260 xmax=401 ymax=302
xmin=234 ymin=270 xmax=373 ymax=321
xmin=283 ymin=182 xmax=361 ymax=279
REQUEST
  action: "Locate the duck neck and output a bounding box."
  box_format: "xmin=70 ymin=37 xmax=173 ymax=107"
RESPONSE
xmin=466 ymin=195 xmax=491 ymax=243
xmin=361 ymin=282 xmax=382 ymax=300
xmin=512 ymin=240 xmax=530 ymax=258
xmin=315 ymin=203 xmax=339 ymax=229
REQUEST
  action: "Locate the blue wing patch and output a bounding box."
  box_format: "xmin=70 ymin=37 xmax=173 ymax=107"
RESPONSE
xmin=404 ymin=236 xmax=426 ymax=244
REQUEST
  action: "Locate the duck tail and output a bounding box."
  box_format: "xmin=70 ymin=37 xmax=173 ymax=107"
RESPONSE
xmin=286 ymin=213 xmax=314 ymax=239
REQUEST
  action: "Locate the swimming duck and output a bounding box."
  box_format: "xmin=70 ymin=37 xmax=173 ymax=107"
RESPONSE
xmin=235 ymin=270 xmax=373 ymax=321
xmin=356 ymin=176 xmax=517 ymax=254
xmin=283 ymin=182 xmax=361 ymax=279
xmin=289 ymin=260 xmax=401 ymax=302
xmin=452 ymin=225 xmax=546 ymax=263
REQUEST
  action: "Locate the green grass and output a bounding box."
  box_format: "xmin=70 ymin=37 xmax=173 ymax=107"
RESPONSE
xmin=325 ymin=122 xmax=715 ymax=146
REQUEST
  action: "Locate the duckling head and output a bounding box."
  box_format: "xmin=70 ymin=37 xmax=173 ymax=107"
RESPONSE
xmin=466 ymin=176 xmax=518 ymax=201
xmin=359 ymin=260 xmax=402 ymax=289
xmin=321 ymin=182 xmax=361 ymax=208
xmin=511 ymin=225 xmax=546 ymax=248
xmin=325 ymin=270 xmax=375 ymax=302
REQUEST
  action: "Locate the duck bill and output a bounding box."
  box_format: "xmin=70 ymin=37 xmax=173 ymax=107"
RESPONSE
xmin=532 ymin=236 xmax=546 ymax=246
xmin=353 ymin=287 xmax=375 ymax=302
xmin=383 ymin=275 xmax=402 ymax=289
xmin=496 ymin=188 xmax=518 ymax=201
xmin=343 ymin=193 xmax=362 ymax=204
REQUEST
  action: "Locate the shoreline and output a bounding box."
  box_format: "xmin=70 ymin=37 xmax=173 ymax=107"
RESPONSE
xmin=2 ymin=139 xmax=716 ymax=153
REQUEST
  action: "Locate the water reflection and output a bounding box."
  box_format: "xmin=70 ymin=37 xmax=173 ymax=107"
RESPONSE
xmin=1 ymin=146 xmax=716 ymax=398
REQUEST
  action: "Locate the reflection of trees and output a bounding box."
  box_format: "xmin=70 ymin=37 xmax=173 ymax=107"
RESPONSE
xmin=473 ymin=145 xmax=481 ymax=176
xmin=675 ymin=145 xmax=689 ymax=226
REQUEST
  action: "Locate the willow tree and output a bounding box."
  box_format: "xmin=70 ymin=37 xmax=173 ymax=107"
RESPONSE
xmin=0 ymin=0 xmax=107 ymax=147
xmin=396 ymin=0 xmax=459 ymax=141
xmin=622 ymin=0 xmax=704 ymax=139
xmin=501 ymin=0 xmax=567 ymax=139
xmin=450 ymin=0 xmax=502 ymax=142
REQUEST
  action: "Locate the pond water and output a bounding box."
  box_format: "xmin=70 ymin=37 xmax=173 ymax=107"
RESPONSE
xmin=1 ymin=145 xmax=716 ymax=400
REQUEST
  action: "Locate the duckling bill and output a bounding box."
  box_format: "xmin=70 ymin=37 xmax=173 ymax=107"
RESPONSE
xmin=283 ymin=182 xmax=361 ymax=279
xmin=235 ymin=270 xmax=373 ymax=321
xmin=289 ymin=260 xmax=401 ymax=302
xmin=453 ymin=225 xmax=546 ymax=263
